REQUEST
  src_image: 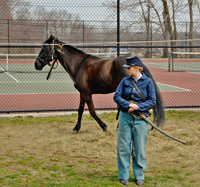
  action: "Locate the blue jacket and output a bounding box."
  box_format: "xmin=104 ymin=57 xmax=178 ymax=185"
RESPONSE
xmin=113 ymin=73 xmax=156 ymax=112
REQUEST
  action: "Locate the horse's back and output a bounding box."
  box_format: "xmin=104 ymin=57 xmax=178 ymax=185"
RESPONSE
xmin=82 ymin=57 xmax=117 ymax=94
xmin=80 ymin=56 xmax=127 ymax=94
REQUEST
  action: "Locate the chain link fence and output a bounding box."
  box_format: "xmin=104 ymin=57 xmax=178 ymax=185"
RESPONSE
xmin=0 ymin=0 xmax=200 ymax=113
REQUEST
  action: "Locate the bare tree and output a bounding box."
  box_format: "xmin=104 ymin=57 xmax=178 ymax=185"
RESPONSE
xmin=102 ymin=0 xmax=180 ymax=57
xmin=161 ymin=0 xmax=174 ymax=41
xmin=139 ymin=0 xmax=151 ymax=57
xmin=161 ymin=0 xmax=173 ymax=57
xmin=170 ymin=0 xmax=177 ymax=42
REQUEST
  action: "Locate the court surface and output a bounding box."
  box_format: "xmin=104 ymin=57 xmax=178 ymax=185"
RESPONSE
xmin=0 ymin=59 xmax=199 ymax=112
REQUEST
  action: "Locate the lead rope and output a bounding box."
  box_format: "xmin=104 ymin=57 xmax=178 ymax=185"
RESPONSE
xmin=46 ymin=40 xmax=58 ymax=80
xmin=46 ymin=60 xmax=57 ymax=80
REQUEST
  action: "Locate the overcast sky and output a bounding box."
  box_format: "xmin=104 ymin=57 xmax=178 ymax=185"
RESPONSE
xmin=21 ymin=0 xmax=110 ymax=21
xmin=17 ymin=0 xmax=200 ymax=23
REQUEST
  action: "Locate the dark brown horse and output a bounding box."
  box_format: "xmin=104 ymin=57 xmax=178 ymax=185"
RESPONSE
xmin=35 ymin=35 xmax=165 ymax=133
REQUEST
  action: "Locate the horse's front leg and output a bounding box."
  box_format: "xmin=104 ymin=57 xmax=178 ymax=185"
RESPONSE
xmin=83 ymin=93 xmax=107 ymax=132
xmin=73 ymin=94 xmax=85 ymax=133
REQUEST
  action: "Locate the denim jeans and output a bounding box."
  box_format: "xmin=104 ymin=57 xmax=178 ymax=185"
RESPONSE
xmin=117 ymin=111 xmax=148 ymax=180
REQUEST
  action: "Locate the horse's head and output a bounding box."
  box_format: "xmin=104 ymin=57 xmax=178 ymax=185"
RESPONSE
xmin=35 ymin=35 xmax=63 ymax=70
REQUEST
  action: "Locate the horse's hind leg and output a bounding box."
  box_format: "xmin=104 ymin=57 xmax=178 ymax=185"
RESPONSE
xmin=73 ymin=94 xmax=85 ymax=133
xmin=83 ymin=93 xmax=107 ymax=132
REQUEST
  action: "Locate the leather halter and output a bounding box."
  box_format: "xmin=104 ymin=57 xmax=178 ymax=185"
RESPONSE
xmin=46 ymin=41 xmax=76 ymax=85
xmin=46 ymin=39 xmax=58 ymax=80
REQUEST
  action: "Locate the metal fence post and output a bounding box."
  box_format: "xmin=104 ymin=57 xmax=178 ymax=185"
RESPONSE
xmin=46 ymin=20 xmax=48 ymax=39
xmin=168 ymin=51 xmax=171 ymax=72
xmin=8 ymin=19 xmax=10 ymax=54
xmin=117 ymin=0 xmax=120 ymax=57
xmin=83 ymin=21 xmax=84 ymax=48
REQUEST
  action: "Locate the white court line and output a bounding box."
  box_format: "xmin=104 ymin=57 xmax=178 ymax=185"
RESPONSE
xmin=1 ymin=79 xmax=190 ymax=91
xmin=0 ymin=68 xmax=19 ymax=82
xmin=0 ymin=92 xmax=78 ymax=95
xmin=0 ymin=80 xmax=71 ymax=83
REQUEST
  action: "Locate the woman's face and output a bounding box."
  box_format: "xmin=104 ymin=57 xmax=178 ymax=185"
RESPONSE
xmin=126 ymin=66 xmax=137 ymax=76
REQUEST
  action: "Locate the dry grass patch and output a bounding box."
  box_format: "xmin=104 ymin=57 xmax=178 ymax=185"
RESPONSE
xmin=0 ymin=110 xmax=199 ymax=186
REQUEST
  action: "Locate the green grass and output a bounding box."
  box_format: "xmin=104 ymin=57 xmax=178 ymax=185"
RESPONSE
xmin=0 ymin=110 xmax=199 ymax=186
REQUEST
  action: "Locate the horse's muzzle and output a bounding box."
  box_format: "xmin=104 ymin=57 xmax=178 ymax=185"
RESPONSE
xmin=35 ymin=59 xmax=43 ymax=70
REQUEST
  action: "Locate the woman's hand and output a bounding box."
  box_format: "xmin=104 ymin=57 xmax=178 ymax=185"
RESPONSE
xmin=128 ymin=103 xmax=138 ymax=113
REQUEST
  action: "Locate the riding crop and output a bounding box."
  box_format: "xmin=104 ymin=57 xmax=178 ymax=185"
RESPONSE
xmin=134 ymin=112 xmax=187 ymax=145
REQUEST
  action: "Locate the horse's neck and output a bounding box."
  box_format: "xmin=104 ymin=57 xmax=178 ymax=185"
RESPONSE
xmin=58 ymin=46 xmax=84 ymax=77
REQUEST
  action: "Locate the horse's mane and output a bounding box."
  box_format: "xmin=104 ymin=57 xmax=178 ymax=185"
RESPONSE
xmin=64 ymin=44 xmax=101 ymax=60
xmin=45 ymin=37 xmax=101 ymax=60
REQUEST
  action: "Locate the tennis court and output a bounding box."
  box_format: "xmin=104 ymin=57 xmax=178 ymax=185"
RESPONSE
xmin=0 ymin=66 xmax=77 ymax=95
xmin=0 ymin=57 xmax=199 ymax=112
xmin=0 ymin=59 xmax=191 ymax=94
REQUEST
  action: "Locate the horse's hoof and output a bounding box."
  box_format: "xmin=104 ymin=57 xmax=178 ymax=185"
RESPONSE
xmin=103 ymin=126 xmax=107 ymax=132
xmin=72 ymin=129 xmax=79 ymax=134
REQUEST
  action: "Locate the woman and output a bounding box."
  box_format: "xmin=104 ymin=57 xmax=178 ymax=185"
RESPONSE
xmin=113 ymin=56 xmax=156 ymax=186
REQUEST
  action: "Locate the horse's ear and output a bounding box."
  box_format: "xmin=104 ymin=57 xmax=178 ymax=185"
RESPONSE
xmin=50 ymin=35 xmax=55 ymax=41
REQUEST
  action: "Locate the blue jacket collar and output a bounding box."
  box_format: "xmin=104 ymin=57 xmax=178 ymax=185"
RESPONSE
xmin=128 ymin=72 xmax=146 ymax=80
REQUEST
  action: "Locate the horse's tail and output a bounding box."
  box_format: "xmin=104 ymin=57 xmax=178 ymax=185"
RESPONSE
xmin=143 ymin=65 xmax=165 ymax=127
